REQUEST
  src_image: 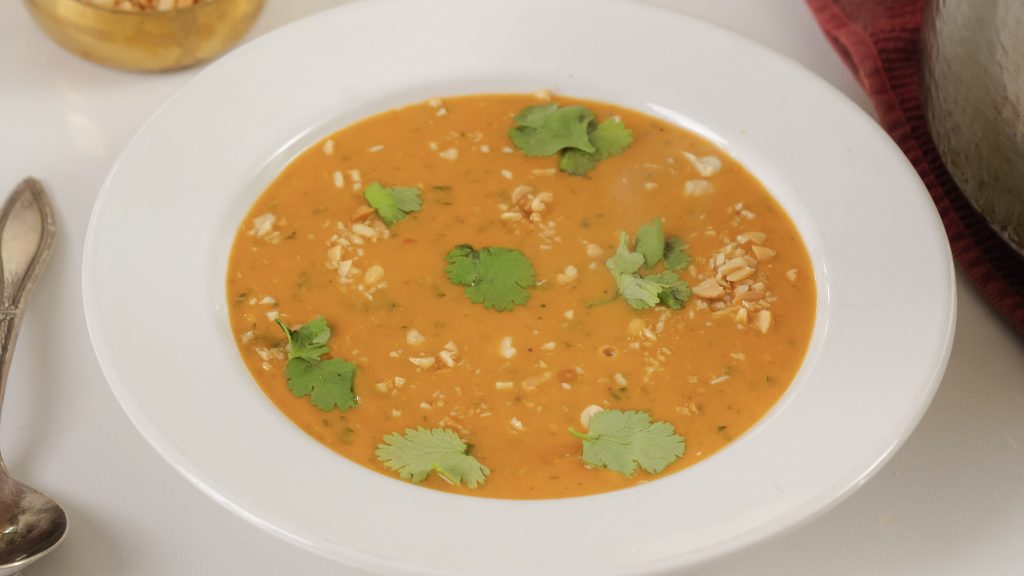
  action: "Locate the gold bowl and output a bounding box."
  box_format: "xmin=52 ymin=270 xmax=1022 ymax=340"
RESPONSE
xmin=25 ymin=0 xmax=264 ymax=72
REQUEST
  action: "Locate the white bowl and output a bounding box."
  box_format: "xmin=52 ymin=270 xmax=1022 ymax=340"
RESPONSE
xmin=82 ymin=0 xmax=956 ymax=574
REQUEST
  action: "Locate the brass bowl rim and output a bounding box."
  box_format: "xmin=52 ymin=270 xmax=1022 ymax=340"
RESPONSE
xmin=42 ymin=0 xmax=223 ymax=16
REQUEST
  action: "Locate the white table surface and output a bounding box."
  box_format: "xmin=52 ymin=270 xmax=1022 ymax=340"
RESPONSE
xmin=2 ymin=1 xmax=1022 ymax=574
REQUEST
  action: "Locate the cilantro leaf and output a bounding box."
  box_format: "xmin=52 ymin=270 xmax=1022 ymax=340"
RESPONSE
xmin=276 ymin=317 xmax=358 ymax=412
xmin=559 ymin=118 xmax=634 ymax=176
xmin=444 ymin=245 xmax=537 ymax=311
xmin=376 ymin=427 xmax=490 ymax=488
xmin=614 ymin=273 xmax=662 ymax=310
xmin=558 ymin=149 xmax=598 ymax=176
xmin=635 ymin=218 xmax=665 ymax=268
xmin=645 ymin=271 xmax=692 ymax=310
xmin=663 ymin=236 xmax=692 ymax=271
xmin=284 ymin=357 xmax=357 ymax=411
xmin=612 ymin=271 xmax=690 ymax=310
xmin=363 ymin=181 xmax=422 ymax=226
xmin=606 ymin=232 xmax=644 ymax=275
xmin=603 ymin=223 xmax=692 ymax=310
xmin=570 ymin=410 xmax=685 ymax=477
xmin=276 ymin=316 xmax=329 ymax=362
xmin=508 ymin=102 xmax=635 ymax=176
xmin=589 ymin=117 xmax=633 ymax=156
xmin=507 ymin=104 xmax=596 ymax=157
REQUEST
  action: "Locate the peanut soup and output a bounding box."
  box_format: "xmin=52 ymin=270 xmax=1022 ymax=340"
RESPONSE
xmin=227 ymin=93 xmax=815 ymax=499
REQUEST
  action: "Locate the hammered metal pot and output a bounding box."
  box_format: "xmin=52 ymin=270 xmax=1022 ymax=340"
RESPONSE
xmin=921 ymin=0 xmax=1024 ymax=255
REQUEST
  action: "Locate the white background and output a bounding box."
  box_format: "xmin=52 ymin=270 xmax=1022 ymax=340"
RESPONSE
xmin=1 ymin=1 xmax=1022 ymax=574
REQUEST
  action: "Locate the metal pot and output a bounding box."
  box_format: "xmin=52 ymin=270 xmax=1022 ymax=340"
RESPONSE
xmin=921 ymin=0 xmax=1024 ymax=255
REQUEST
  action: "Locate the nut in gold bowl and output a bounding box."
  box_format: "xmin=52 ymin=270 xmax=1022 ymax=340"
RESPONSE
xmin=25 ymin=0 xmax=264 ymax=72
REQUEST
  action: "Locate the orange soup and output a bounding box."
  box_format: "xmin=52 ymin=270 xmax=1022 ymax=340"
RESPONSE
xmin=227 ymin=93 xmax=815 ymax=499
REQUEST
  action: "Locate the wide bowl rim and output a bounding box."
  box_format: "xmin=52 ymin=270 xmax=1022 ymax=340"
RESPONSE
xmin=82 ymin=0 xmax=956 ymax=574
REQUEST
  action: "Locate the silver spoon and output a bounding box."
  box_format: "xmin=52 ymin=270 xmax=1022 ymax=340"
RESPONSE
xmin=0 ymin=178 xmax=65 ymax=576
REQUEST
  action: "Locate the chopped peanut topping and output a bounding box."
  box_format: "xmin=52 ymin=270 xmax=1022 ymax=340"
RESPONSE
xmin=362 ymin=265 xmax=385 ymax=286
xmin=735 ymin=308 xmax=749 ymax=324
xmin=579 ymin=404 xmax=604 ymax=428
xmin=693 ymin=278 xmax=726 ymax=299
xmin=682 ymin=152 xmax=722 ymax=177
xmin=409 ymin=356 xmax=436 ymax=369
xmin=406 ymin=329 xmax=425 ymax=346
xmin=684 ymin=179 xmax=713 ymax=196
xmin=499 ymin=336 xmax=516 ymax=359
xmin=556 ymin=265 xmax=578 ymax=284
xmin=751 ymin=246 xmax=776 ymax=261
xmin=736 ymin=231 xmax=766 ymax=245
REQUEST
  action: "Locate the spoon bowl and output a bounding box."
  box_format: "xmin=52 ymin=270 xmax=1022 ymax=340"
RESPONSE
xmin=0 ymin=474 xmax=66 ymax=576
xmin=0 ymin=178 xmax=64 ymax=575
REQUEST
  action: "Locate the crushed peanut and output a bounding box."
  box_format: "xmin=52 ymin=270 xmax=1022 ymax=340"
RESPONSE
xmin=684 ymin=179 xmax=713 ymax=196
xmin=737 ymin=231 xmax=767 ymax=245
xmin=579 ymin=404 xmax=604 ymax=428
xmin=693 ymin=278 xmax=726 ymax=299
xmin=406 ymin=329 xmax=425 ymax=346
xmin=248 ymin=213 xmax=276 ymax=238
xmin=438 ymin=350 xmax=457 ymax=368
xmin=362 ymin=264 xmax=385 ymax=286
xmin=499 ymin=336 xmax=516 ymax=359
xmin=682 ymin=152 xmax=722 ymax=177
xmin=751 ymin=246 xmax=776 ymax=261
xmin=735 ymin=308 xmax=749 ymax=324
xmin=556 ymin=265 xmax=578 ymax=284
xmin=409 ymin=356 xmax=436 ymax=369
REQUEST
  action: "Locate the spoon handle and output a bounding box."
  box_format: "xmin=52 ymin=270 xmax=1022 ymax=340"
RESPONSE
xmin=0 ymin=178 xmax=56 ymax=423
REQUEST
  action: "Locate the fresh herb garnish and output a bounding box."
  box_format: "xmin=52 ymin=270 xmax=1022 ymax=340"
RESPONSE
xmin=276 ymin=317 xmax=357 ymax=411
xmin=635 ymin=217 xmax=666 ymax=268
xmin=569 ymin=409 xmax=685 ymax=477
xmin=363 ymin=181 xmax=422 ymax=226
xmin=507 ymin=104 xmax=595 ymax=157
xmin=663 ymin=235 xmax=692 ymax=271
xmin=444 ymin=245 xmax=537 ymax=311
xmin=604 ymin=219 xmax=692 ymax=310
xmin=283 ymin=357 xmax=357 ymax=411
xmin=278 ymin=315 xmax=330 ymax=361
xmin=376 ymin=427 xmax=490 ymax=488
xmin=508 ymin=103 xmax=633 ymax=176
xmin=615 ymin=268 xmax=692 ymax=310
xmin=559 ymin=118 xmax=634 ymax=176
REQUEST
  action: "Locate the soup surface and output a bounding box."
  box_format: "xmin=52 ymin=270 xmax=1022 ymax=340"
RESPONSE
xmin=227 ymin=93 xmax=815 ymax=499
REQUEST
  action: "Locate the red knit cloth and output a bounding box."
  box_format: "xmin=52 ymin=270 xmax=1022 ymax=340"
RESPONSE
xmin=805 ymin=0 xmax=1024 ymax=336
